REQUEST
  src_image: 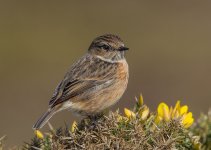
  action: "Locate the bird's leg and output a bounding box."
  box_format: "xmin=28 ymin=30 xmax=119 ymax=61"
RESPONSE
xmin=88 ymin=112 xmax=104 ymax=120
xmin=86 ymin=113 xmax=104 ymax=128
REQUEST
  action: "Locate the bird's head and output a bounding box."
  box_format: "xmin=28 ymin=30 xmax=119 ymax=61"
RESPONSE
xmin=88 ymin=34 xmax=129 ymax=61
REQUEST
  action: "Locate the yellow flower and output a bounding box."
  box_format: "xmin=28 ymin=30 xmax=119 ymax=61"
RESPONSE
xmin=156 ymin=100 xmax=194 ymax=128
xmin=34 ymin=130 xmax=44 ymax=139
xmin=175 ymin=100 xmax=181 ymax=110
xmin=140 ymin=106 xmax=149 ymax=120
xmin=124 ymin=108 xmax=136 ymax=118
xmin=157 ymin=103 xmax=170 ymax=121
xmin=180 ymin=105 xmax=188 ymax=115
xmin=71 ymin=121 xmax=78 ymax=132
xmin=182 ymin=112 xmax=194 ymax=128
xmin=171 ymin=100 xmax=180 ymax=117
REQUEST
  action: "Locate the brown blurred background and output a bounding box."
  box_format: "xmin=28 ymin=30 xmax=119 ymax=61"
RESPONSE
xmin=0 ymin=0 xmax=211 ymax=147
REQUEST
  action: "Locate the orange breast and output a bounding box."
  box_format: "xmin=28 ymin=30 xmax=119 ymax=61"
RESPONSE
xmin=117 ymin=60 xmax=129 ymax=80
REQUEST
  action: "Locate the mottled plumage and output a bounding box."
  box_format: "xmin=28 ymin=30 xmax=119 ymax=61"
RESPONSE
xmin=33 ymin=34 xmax=129 ymax=129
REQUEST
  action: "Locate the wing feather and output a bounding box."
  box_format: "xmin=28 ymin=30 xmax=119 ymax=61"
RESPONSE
xmin=48 ymin=54 xmax=117 ymax=108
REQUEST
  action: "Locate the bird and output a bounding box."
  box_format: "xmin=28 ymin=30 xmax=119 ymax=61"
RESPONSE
xmin=33 ymin=34 xmax=129 ymax=129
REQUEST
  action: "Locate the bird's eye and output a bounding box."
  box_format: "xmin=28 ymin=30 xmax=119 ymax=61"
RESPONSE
xmin=99 ymin=44 xmax=110 ymax=51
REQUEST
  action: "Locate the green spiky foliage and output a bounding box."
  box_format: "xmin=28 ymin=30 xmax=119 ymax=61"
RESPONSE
xmin=190 ymin=110 xmax=211 ymax=150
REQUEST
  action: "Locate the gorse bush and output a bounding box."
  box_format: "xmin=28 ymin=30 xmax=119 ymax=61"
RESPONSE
xmin=22 ymin=95 xmax=211 ymax=150
xmin=190 ymin=110 xmax=211 ymax=150
xmin=30 ymin=114 xmax=192 ymax=150
xmin=1 ymin=96 xmax=209 ymax=149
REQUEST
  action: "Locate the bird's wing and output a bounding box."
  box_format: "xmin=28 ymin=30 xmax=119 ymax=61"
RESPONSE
xmin=49 ymin=79 xmax=108 ymax=107
xmin=48 ymin=54 xmax=117 ymax=108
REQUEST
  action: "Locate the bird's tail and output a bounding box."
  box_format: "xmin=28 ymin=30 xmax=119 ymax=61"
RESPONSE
xmin=33 ymin=109 xmax=55 ymax=129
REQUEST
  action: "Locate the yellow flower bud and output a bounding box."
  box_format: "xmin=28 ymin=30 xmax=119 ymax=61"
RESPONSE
xmin=140 ymin=106 xmax=149 ymax=120
xmin=71 ymin=121 xmax=78 ymax=132
xmin=192 ymin=136 xmax=201 ymax=150
xmin=139 ymin=94 xmax=144 ymax=106
xmin=124 ymin=108 xmax=136 ymax=118
xmin=34 ymin=130 xmax=44 ymax=139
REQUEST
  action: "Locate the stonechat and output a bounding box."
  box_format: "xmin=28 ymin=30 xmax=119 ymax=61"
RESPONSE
xmin=33 ymin=34 xmax=129 ymax=129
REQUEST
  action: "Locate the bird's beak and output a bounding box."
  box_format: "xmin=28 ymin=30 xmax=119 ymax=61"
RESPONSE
xmin=118 ymin=46 xmax=129 ymax=51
